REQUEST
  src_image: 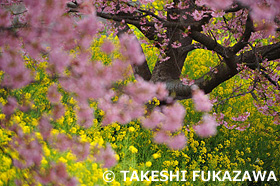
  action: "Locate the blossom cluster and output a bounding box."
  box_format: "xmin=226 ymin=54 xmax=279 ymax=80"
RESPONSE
xmin=0 ymin=1 xmax=186 ymax=184
xmin=196 ymin=0 xmax=280 ymax=36
xmin=191 ymin=85 xmax=217 ymax=138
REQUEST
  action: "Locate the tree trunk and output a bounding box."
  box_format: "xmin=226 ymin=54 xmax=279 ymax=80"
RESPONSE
xmin=151 ymin=29 xmax=193 ymax=82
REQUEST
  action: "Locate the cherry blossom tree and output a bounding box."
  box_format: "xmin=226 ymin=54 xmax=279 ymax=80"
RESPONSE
xmin=77 ymin=0 xmax=280 ymax=99
xmin=81 ymin=0 xmax=280 ymax=123
xmin=1 ymin=0 xmax=280 ymax=185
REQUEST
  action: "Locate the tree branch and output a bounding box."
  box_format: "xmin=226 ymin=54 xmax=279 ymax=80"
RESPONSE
xmin=188 ymin=30 xmax=229 ymax=58
xmin=166 ymin=42 xmax=280 ymax=100
xmin=96 ymin=12 xmax=211 ymax=31
xmin=231 ymin=14 xmax=254 ymax=53
xmin=225 ymin=2 xmax=246 ymax=13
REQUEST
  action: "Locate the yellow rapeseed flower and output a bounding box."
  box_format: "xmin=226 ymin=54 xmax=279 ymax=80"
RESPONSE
xmin=25 ymin=93 xmax=31 ymax=100
xmin=2 ymin=156 xmax=12 ymax=167
xmin=0 ymin=97 xmax=7 ymax=105
xmin=152 ymin=153 xmax=161 ymax=159
xmin=115 ymin=154 xmax=120 ymax=161
xmin=31 ymin=118 xmax=38 ymax=126
xmin=58 ymin=157 xmax=67 ymax=164
xmin=129 ymin=146 xmax=138 ymax=153
xmin=66 ymin=152 xmax=76 ymax=161
xmin=0 ymin=113 xmax=5 ymax=120
xmin=70 ymin=127 xmax=77 ymax=134
xmin=128 ymin=127 xmax=135 ymax=132
xmin=43 ymin=144 xmax=51 ymax=157
xmin=41 ymin=157 xmax=48 ymax=165
xmin=146 ymin=161 xmax=152 ymax=167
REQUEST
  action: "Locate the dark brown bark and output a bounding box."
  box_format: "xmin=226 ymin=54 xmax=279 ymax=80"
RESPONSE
xmin=132 ymin=61 xmax=152 ymax=81
xmin=151 ymin=0 xmax=195 ymax=82
xmin=150 ymin=36 xmax=192 ymax=82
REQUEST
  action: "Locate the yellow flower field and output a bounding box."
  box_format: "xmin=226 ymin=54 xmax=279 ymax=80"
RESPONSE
xmin=0 ymin=31 xmax=279 ymax=186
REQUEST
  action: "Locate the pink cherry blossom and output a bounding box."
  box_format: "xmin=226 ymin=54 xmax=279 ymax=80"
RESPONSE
xmin=119 ymin=34 xmax=145 ymax=65
xmin=38 ymin=116 xmax=52 ymax=140
xmin=161 ymin=102 xmax=186 ymax=132
xmin=76 ymin=104 xmax=94 ymax=128
xmin=192 ymin=10 xmax=205 ymax=21
xmin=197 ymin=0 xmax=233 ymax=10
xmin=171 ymin=41 xmax=182 ymax=48
xmin=0 ymin=7 xmax=11 ymax=27
xmin=192 ymin=85 xmax=212 ymax=112
xmin=48 ymin=49 xmax=71 ymax=74
xmin=141 ymin=109 xmax=163 ymax=129
xmin=231 ymin=112 xmax=250 ymax=122
xmin=1 ymin=96 xmax=17 ymax=117
xmin=99 ymin=94 xmax=145 ymax=125
xmin=52 ymin=103 xmax=65 ymax=120
xmin=95 ymin=144 xmax=117 ymax=168
xmin=153 ymin=131 xmax=170 ymax=144
xmin=71 ymin=141 xmax=90 ymax=161
xmin=36 ymin=162 xmax=78 ymax=186
xmin=195 ymin=114 xmax=218 ymax=138
xmin=47 ymin=84 xmax=62 ymax=103
xmin=101 ymin=40 xmax=115 ymax=54
xmin=0 ymin=50 xmax=32 ymax=89
xmin=155 ymin=82 xmax=169 ymax=100
xmin=167 ymin=133 xmax=187 ymax=150
xmin=125 ymin=77 xmax=157 ymax=103
xmin=236 ymin=124 xmax=250 ymax=131
xmin=10 ymin=126 xmax=43 ymax=169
